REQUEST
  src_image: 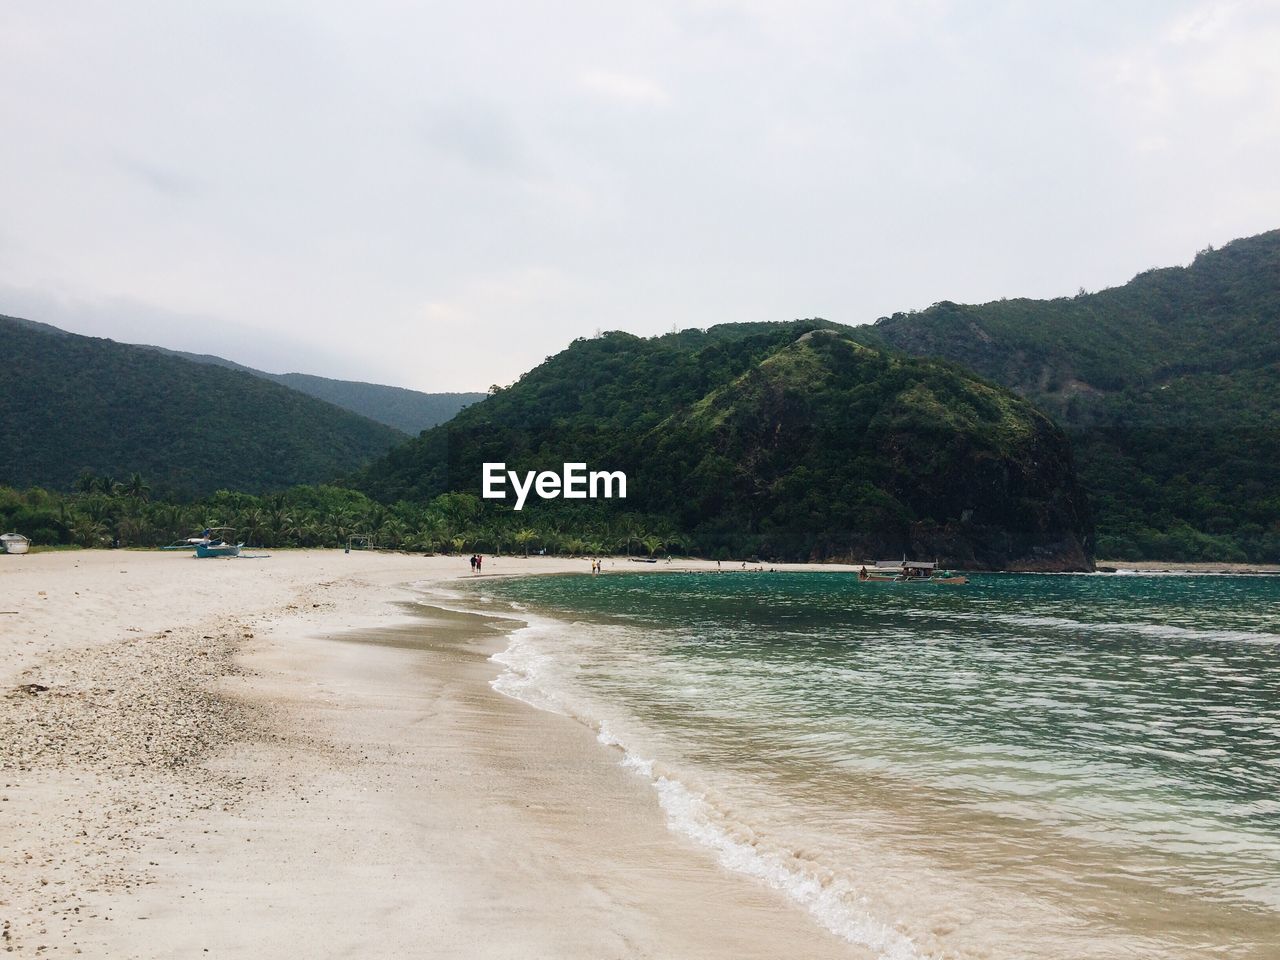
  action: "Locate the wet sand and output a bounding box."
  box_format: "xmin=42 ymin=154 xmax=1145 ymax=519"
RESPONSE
xmin=0 ymin=550 xmax=865 ymax=958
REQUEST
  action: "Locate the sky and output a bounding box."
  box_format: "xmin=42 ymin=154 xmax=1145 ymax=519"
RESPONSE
xmin=2 ymin=1 xmax=1278 ymax=392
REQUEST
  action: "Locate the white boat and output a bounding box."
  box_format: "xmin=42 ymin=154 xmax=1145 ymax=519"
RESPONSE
xmin=1 ymin=533 xmax=31 ymax=555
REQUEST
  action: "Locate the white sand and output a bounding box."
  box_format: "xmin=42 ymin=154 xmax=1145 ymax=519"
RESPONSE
xmin=0 ymin=550 xmax=869 ymax=958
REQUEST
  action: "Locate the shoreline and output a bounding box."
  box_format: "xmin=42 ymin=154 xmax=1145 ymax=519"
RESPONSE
xmin=1095 ymin=560 xmax=1280 ymax=575
xmin=0 ymin=550 xmax=866 ymax=958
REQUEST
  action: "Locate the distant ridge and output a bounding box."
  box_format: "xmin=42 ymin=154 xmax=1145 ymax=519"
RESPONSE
xmin=137 ymin=344 xmax=483 ymax=435
xmin=857 ymin=228 xmax=1280 ymax=561
xmin=0 ymin=315 xmax=408 ymax=496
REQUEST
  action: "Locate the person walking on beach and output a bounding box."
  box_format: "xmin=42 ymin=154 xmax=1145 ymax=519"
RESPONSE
xmin=476 ymin=555 xmax=483 ymax=573
xmin=469 ymin=554 xmax=477 ymax=575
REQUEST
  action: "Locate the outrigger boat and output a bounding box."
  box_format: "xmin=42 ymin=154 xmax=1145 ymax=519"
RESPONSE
xmin=857 ymin=559 xmax=968 ymax=584
xmin=195 ymin=527 xmax=241 ymax=558
xmin=168 ymin=527 xmax=242 ymax=558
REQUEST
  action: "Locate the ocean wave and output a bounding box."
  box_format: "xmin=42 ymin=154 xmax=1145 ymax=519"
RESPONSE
xmin=488 ymin=616 xmax=929 ymax=960
xmin=595 ymin=723 xmax=929 ymax=960
xmin=926 ymin=609 xmax=1280 ymax=646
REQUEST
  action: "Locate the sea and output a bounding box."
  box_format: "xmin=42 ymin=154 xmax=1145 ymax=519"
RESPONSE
xmin=444 ymin=570 xmax=1280 ymax=959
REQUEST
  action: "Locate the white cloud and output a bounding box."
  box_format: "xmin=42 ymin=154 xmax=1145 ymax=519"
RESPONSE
xmin=0 ymin=1 xmax=1276 ymax=391
xmin=579 ymin=70 xmax=669 ymax=105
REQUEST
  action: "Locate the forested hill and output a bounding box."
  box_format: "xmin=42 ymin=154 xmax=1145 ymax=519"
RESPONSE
xmin=0 ymin=316 xmax=407 ymax=496
xmin=137 ymin=345 xmax=483 ymax=435
xmin=360 ymin=322 xmax=1093 ymax=570
xmin=857 ymin=229 xmax=1280 ymax=561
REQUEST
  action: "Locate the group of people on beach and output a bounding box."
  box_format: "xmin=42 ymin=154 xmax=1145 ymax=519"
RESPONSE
xmin=468 ymin=554 xmax=484 ymax=575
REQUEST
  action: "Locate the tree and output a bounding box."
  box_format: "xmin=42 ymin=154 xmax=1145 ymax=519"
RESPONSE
xmin=123 ymin=473 xmax=150 ymax=501
xmin=514 ymin=527 xmax=538 ymax=557
xmin=70 ymin=517 xmax=108 ymax=547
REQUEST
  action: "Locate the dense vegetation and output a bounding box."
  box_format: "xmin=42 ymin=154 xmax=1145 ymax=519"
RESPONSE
xmin=11 ymin=230 xmax=1274 ymax=564
xmin=361 ymin=323 xmax=1092 ymax=569
xmin=0 ymin=316 xmax=406 ymax=496
xmin=142 ymin=338 xmax=483 ymax=434
xmin=858 ymin=230 xmax=1280 ymax=561
xmin=0 ymin=481 xmax=680 ymax=557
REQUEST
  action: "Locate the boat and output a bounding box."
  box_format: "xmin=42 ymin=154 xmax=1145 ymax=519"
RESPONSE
xmin=195 ymin=540 xmax=241 ymax=558
xmin=2 ymin=533 xmax=31 ymax=555
xmin=190 ymin=527 xmax=242 ymax=559
xmin=857 ymin=559 xmax=968 ymax=584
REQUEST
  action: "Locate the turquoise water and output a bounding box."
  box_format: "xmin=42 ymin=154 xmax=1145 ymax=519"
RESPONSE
xmin=459 ymin=571 xmax=1280 ymax=959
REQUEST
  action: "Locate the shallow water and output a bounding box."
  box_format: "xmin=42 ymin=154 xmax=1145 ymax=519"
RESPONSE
xmin=458 ymin=571 xmax=1280 ymax=959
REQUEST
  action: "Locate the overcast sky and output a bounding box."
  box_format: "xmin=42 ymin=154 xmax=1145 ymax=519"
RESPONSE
xmin=2 ymin=1 xmax=1278 ymax=391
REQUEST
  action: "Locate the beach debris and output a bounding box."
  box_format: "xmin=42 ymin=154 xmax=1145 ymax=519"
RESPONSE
xmin=17 ymin=683 xmax=50 ymax=695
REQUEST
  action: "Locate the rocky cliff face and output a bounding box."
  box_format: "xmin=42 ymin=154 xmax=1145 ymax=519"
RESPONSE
xmin=647 ymin=331 xmax=1093 ymax=570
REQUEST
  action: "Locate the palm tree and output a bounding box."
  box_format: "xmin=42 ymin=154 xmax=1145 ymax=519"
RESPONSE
xmin=123 ymin=473 xmax=150 ymax=502
xmin=115 ymin=513 xmax=151 ymax=547
xmin=154 ymin=504 xmax=189 ymax=543
xmin=514 ymin=528 xmax=538 ymax=557
xmin=323 ymin=509 xmax=354 ymax=547
xmin=377 ymin=516 xmax=407 ymax=549
xmin=414 ymin=513 xmax=447 ymax=553
xmin=75 ymin=471 xmax=96 ymax=495
xmin=615 ymin=521 xmax=647 ymax=556
xmin=291 ymin=512 xmax=321 ymax=547
xmin=242 ymin=508 xmax=269 ymax=547
xmin=485 ymin=524 xmax=510 ymax=556
xmin=70 ymin=517 xmax=108 ymax=548
xmin=538 ymin=522 xmax=565 ymax=555
xmin=265 ymin=506 xmax=294 ymax=548
xmin=82 ymin=495 xmax=114 ymax=524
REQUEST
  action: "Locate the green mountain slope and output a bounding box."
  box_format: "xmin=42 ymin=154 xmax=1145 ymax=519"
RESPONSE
xmin=138 ymin=344 xmax=483 ymax=434
xmin=361 ymin=323 xmax=1092 ymax=569
xmin=858 ymin=229 xmax=1280 ymax=561
xmin=0 ymin=316 xmax=408 ymax=496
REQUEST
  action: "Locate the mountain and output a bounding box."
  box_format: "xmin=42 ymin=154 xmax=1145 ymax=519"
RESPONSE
xmin=857 ymin=229 xmax=1280 ymax=562
xmin=138 ymin=345 xmax=482 ymax=435
xmin=0 ymin=315 xmax=408 ymax=496
xmin=361 ymin=322 xmax=1093 ymax=570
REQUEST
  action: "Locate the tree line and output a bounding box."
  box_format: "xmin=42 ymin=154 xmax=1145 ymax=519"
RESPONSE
xmin=0 ymin=477 xmax=686 ymax=557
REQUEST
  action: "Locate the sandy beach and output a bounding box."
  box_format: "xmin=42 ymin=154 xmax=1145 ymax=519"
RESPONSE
xmin=1 ymin=550 xmax=869 ymax=959
xmin=1095 ymin=560 xmax=1280 ymax=575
